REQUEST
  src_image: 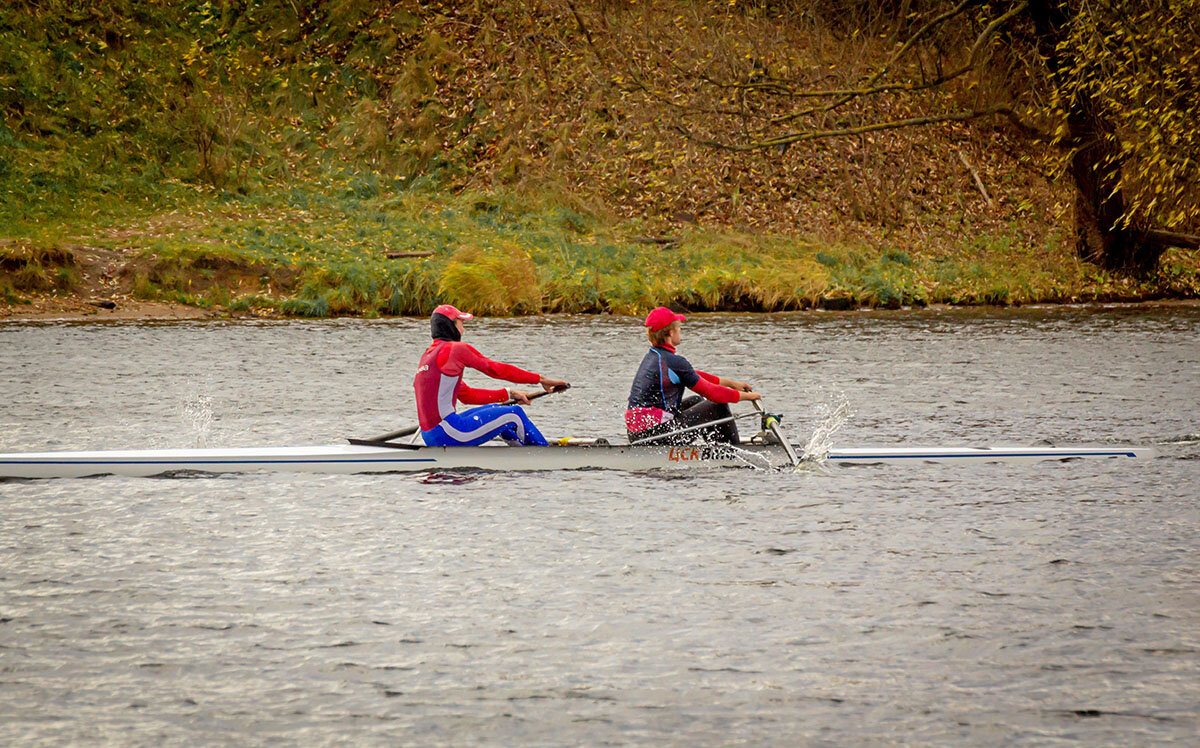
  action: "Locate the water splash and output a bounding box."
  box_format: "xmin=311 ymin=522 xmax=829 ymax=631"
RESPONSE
xmin=1161 ymin=433 xmax=1200 ymax=445
xmin=799 ymin=394 xmax=851 ymax=463
xmin=725 ymin=444 xmax=774 ymax=470
xmin=182 ymin=394 xmax=214 ymax=448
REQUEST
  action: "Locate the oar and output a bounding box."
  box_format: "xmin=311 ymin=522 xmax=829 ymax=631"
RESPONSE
xmin=752 ymin=400 xmax=800 ymax=466
xmin=628 ymin=412 xmax=759 ymax=445
xmin=353 ymin=383 xmax=571 ymax=444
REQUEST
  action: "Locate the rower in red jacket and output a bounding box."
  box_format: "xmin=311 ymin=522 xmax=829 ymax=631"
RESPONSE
xmin=414 ymin=305 xmax=568 ymax=446
xmin=626 ymin=307 xmax=761 ymax=444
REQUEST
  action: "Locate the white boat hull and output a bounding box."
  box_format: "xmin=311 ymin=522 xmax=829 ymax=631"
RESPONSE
xmin=0 ymin=442 xmax=1157 ymax=479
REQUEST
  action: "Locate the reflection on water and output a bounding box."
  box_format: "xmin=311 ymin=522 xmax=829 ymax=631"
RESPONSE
xmin=1 ymin=305 xmax=1198 ymax=746
xmin=419 ymin=472 xmax=481 ymax=485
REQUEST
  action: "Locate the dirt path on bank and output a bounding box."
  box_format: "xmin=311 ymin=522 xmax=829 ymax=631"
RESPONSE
xmin=0 ymin=296 xmax=221 ymax=322
xmin=0 ymin=241 xmax=264 ymax=322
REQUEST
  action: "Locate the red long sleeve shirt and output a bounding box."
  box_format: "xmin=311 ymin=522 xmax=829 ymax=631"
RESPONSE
xmin=413 ymin=341 xmax=541 ymax=431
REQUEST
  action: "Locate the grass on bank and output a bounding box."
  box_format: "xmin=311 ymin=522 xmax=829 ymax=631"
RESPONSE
xmin=2 ymin=2 xmax=1197 ymax=318
xmin=2 ymin=174 xmax=1198 ymax=318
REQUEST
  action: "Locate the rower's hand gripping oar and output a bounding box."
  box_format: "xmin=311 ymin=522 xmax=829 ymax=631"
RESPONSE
xmin=506 ymin=382 xmax=571 ymax=407
xmin=752 ymin=399 xmax=801 ymax=467
xmin=352 ymin=384 xmax=571 ymax=445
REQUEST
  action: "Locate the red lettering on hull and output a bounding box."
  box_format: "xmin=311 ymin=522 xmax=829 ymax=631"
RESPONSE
xmin=667 ymin=447 xmax=701 ymax=462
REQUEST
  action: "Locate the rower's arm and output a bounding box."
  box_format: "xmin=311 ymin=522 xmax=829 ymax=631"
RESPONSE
xmin=458 ymin=344 xmax=541 ymax=385
xmin=457 ymin=382 xmax=510 ymax=405
xmin=690 ymin=376 xmax=742 ymax=404
xmin=697 ymin=370 xmax=753 ymax=393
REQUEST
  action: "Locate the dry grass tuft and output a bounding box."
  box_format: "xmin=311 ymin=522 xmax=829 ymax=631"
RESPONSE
xmin=438 ymin=243 xmax=541 ymax=315
xmin=0 ymin=243 xmax=78 ymax=292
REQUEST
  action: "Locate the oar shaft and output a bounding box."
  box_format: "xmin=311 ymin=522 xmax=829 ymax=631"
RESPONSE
xmin=628 ymin=411 xmax=758 ymax=445
xmin=628 ymin=415 xmax=736 ymax=445
xmin=753 ymin=400 xmax=800 ymax=466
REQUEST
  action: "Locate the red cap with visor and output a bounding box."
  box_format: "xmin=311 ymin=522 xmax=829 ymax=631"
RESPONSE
xmin=433 ymin=304 xmax=474 ymax=321
xmin=644 ymin=306 xmax=686 ymax=331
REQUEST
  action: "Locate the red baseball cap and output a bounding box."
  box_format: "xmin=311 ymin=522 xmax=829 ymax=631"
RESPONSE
xmin=644 ymin=306 xmax=686 ymax=331
xmin=432 ymin=304 xmax=473 ymax=321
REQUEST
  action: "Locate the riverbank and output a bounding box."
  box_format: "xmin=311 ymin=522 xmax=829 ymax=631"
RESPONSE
xmin=6 ymin=296 xmax=1200 ymax=324
xmin=4 ymin=180 xmax=1198 ymax=323
xmin=4 ymin=2 xmax=1197 ymax=322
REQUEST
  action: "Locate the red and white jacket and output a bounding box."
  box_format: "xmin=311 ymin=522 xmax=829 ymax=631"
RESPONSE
xmin=413 ymin=341 xmax=541 ymax=431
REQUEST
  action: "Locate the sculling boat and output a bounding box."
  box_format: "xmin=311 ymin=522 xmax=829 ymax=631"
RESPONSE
xmin=0 ymin=440 xmax=1157 ymax=479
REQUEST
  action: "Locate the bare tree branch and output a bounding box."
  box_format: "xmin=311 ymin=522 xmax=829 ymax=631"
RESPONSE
xmin=686 ymin=65 xmax=973 ymax=102
xmin=957 ymin=150 xmax=994 ymax=205
xmin=1145 ymin=229 xmax=1200 ymax=250
xmin=677 ymin=106 xmax=1020 ymax=151
xmin=564 ymin=0 xmax=602 ymax=62
xmin=770 ymin=1 xmax=1029 ymax=125
xmin=860 ymin=0 xmax=983 ymax=92
xmin=772 ymin=0 xmax=983 ymax=119
xmin=997 ymin=105 xmax=1049 ymax=140
xmin=666 ymin=0 xmax=980 ymax=103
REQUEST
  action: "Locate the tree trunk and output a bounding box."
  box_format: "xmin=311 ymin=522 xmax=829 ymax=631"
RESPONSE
xmin=1064 ymin=97 xmax=1163 ymax=274
xmin=1027 ymin=0 xmax=1164 ymax=276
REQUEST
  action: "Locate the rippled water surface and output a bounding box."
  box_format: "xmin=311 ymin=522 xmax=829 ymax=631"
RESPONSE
xmin=2 ymin=306 xmax=1198 ymax=746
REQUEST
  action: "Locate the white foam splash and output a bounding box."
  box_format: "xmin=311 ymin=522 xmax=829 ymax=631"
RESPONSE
xmin=799 ymin=394 xmax=851 ymax=463
xmin=182 ymin=393 xmax=214 ymax=448
xmin=725 ymin=444 xmax=775 ymax=470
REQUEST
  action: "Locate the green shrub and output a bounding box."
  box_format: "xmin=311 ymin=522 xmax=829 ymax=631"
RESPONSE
xmin=280 ymin=295 xmax=331 ymax=317
xmin=382 ymin=266 xmax=441 ymax=315
xmin=816 ymin=251 xmax=841 ymax=267
xmin=130 ymin=273 xmax=160 ymax=300
xmin=228 ymin=295 xmax=276 ymax=313
xmin=54 ymin=266 xmax=79 ymax=290
xmin=982 ymin=285 xmax=1010 ymax=305
xmin=1 ymin=282 xmax=26 ymax=305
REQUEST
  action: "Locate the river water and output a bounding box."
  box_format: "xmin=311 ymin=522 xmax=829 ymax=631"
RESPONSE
xmin=1 ymin=305 xmax=1197 ymax=746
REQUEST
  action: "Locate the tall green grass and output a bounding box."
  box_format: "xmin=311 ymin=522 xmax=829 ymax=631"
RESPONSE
xmin=3 ymin=171 xmax=1196 ymax=316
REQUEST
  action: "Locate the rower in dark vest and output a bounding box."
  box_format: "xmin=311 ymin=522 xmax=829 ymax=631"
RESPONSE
xmin=414 ymin=305 xmax=568 ymax=446
xmin=625 ymin=307 xmax=761 ymax=445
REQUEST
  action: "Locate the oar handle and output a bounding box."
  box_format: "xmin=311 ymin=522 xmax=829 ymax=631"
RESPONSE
xmin=509 ymin=382 xmax=570 ymax=405
xmin=364 ymin=425 xmax=420 ymax=443
xmin=359 ymin=383 xmax=571 ymax=443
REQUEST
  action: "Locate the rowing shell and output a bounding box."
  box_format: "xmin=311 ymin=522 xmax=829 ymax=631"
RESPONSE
xmin=0 ymin=442 xmax=1157 ymax=479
